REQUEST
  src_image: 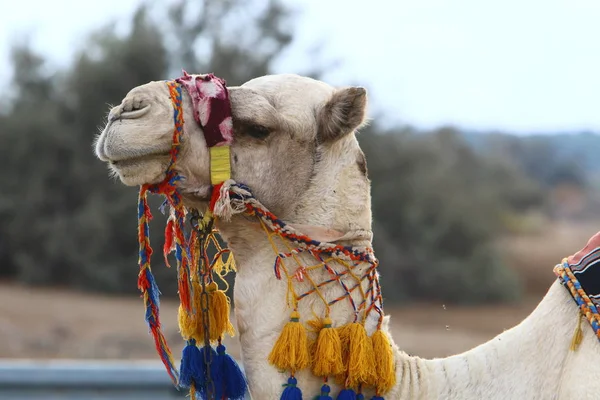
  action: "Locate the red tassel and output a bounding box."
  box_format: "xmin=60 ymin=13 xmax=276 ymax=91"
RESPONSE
xmin=178 ymin=259 xmax=191 ymax=313
xmin=209 ymin=182 xmax=224 ymax=212
xmin=144 ymin=200 xmax=153 ymax=221
xmin=163 ymin=218 xmax=175 ymax=267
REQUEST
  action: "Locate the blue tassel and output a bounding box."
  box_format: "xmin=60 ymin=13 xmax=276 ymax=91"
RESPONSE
xmin=356 ymin=394 xmax=364 ymax=400
xmin=281 ymin=376 xmax=303 ymax=400
xmin=178 ymin=339 xmax=204 ymax=389
xmin=336 ymin=389 xmax=357 ymax=400
xmin=316 ymin=383 xmax=333 ymax=399
xmin=213 ymin=343 xmax=248 ymax=400
xmin=194 ymin=345 xmax=218 ymax=400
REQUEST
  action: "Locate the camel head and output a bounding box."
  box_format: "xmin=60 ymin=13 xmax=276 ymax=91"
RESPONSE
xmin=95 ymin=73 xmax=370 ymax=222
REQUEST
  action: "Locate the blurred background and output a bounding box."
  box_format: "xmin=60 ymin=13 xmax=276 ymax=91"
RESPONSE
xmin=1 ymin=0 xmax=599 ymax=392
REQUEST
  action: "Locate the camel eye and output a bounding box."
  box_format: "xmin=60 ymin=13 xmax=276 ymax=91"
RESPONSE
xmin=246 ymin=124 xmax=270 ymax=140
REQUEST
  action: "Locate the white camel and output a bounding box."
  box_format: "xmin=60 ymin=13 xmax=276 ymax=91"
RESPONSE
xmin=95 ymin=73 xmax=600 ymax=400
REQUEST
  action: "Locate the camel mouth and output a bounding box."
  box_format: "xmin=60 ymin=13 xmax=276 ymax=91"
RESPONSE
xmin=108 ymin=151 xmax=171 ymax=166
xmin=107 ymin=152 xmax=172 ymax=186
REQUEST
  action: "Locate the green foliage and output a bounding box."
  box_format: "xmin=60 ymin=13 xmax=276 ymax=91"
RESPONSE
xmin=0 ymin=0 xmax=297 ymax=297
xmin=462 ymin=131 xmax=590 ymax=189
xmin=0 ymin=6 xmax=168 ymax=294
xmin=359 ymin=126 xmax=525 ymax=304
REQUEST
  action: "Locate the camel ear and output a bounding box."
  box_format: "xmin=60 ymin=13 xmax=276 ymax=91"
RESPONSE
xmin=318 ymin=87 xmax=367 ymax=142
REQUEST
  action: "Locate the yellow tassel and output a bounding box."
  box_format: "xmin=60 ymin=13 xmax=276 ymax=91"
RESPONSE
xmin=268 ymin=311 xmax=310 ymax=372
xmin=212 ymin=253 xmax=237 ymax=275
xmin=371 ymin=329 xmax=397 ymax=393
xmin=570 ymin=311 xmax=584 ymax=351
xmin=364 ymin=335 xmax=377 ymax=387
xmin=178 ymin=303 xmax=198 ymax=340
xmin=306 ymin=318 xmax=325 ymax=366
xmin=312 ymin=317 xmax=344 ymax=377
xmin=307 ymin=318 xmax=326 ymax=333
xmin=207 ymin=282 xmax=235 ymax=341
xmin=343 ymin=322 xmax=377 ymax=388
xmin=178 ymin=279 xmax=203 ymax=341
xmin=190 ymin=280 xmax=205 ymax=341
xmin=333 ymin=324 xmax=350 ymax=386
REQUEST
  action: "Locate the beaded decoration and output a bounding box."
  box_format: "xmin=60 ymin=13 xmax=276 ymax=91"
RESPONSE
xmin=554 ymin=233 xmax=600 ymax=349
xmin=134 ymin=72 xmax=396 ymax=400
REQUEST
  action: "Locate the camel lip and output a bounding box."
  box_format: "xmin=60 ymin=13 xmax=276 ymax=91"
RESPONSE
xmin=108 ymin=151 xmax=171 ymax=165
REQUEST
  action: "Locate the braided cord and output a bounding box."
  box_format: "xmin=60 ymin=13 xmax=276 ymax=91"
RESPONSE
xmin=554 ymin=259 xmax=600 ymax=340
xmin=136 ymin=81 xmax=186 ymax=385
xmin=137 ymin=189 xmax=178 ymax=384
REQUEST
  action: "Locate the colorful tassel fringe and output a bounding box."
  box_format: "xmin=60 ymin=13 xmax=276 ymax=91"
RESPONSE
xmin=178 ymin=280 xmax=235 ymax=342
xmin=207 ymin=282 xmax=235 ymax=341
xmin=269 ymin=311 xmax=310 ymax=372
xmin=213 ymin=343 xmax=248 ymax=400
xmin=371 ymin=329 xmax=396 ymax=393
xmin=178 ymin=339 xmax=203 ymax=389
xmin=317 ymin=383 xmax=333 ymax=400
xmin=341 ymin=323 xmax=376 ymax=388
xmin=281 ymin=376 xmax=303 ymax=400
xmin=336 ymin=388 xmax=357 ymax=400
xmin=179 ymin=342 xmax=217 ymax=397
xmin=312 ymin=318 xmax=344 ymax=377
xmin=178 ymin=302 xmax=199 ymax=342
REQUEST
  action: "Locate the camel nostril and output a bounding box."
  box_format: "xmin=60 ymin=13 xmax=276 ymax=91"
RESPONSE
xmin=108 ymin=108 xmax=121 ymax=122
xmin=120 ymin=104 xmax=151 ymax=119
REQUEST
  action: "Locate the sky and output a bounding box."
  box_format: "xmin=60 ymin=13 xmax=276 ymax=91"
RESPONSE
xmin=1 ymin=0 xmax=599 ymax=133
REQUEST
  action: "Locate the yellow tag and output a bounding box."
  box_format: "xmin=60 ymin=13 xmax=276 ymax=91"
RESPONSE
xmin=210 ymin=146 xmax=231 ymax=185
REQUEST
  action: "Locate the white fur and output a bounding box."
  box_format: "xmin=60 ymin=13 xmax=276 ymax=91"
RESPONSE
xmin=94 ymin=73 xmax=600 ymax=399
xmin=384 ymin=281 xmax=600 ymax=400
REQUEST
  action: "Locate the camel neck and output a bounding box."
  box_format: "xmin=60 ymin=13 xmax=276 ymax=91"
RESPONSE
xmin=386 ymin=281 xmax=582 ymax=399
xmin=221 ymin=218 xmax=381 ymax=399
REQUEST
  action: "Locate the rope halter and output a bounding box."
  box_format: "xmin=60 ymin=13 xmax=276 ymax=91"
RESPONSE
xmin=134 ymin=72 xmax=395 ymax=400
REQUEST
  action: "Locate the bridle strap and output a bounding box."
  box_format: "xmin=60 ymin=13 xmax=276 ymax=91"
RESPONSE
xmin=175 ymin=71 xmax=233 ymax=185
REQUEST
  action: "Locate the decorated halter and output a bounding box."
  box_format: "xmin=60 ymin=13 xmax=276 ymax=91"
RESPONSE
xmin=554 ymin=232 xmax=600 ymax=351
xmin=136 ymin=72 xmax=396 ymax=400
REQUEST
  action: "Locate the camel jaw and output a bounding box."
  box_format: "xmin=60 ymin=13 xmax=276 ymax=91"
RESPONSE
xmin=107 ymin=154 xmax=172 ymax=186
xmin=95 ymin=122 xmax=173 ymax=187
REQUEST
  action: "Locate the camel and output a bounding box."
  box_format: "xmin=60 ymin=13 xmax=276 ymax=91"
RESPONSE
xmin=94 ymin=72 xmax=600 ymax=400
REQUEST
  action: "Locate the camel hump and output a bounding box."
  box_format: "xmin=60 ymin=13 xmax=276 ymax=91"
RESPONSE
xmin=567 ymin=230 xmax=600 ymax=267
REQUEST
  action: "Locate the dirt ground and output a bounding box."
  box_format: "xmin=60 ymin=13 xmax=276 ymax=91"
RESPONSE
xmin=0 ymin=282 xmax=539 ymax=361
xmin=0 ymin=220 xmax=598 ymax=361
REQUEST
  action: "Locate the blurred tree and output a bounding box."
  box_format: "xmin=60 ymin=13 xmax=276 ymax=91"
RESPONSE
xmin=3 ymin=0 xmax=584 ymax=304
xmin=166 ymin=0 xmax=296 ymax=85
xmin=359 ymin=125 xmax=523 ymax=304
xmin=473 ymin=132 xmax=587 ymax=191
xmin=0 ymin=0 xmax=313 ymax=296
xmin=0 ymin=6 xmax=168 ymax=290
